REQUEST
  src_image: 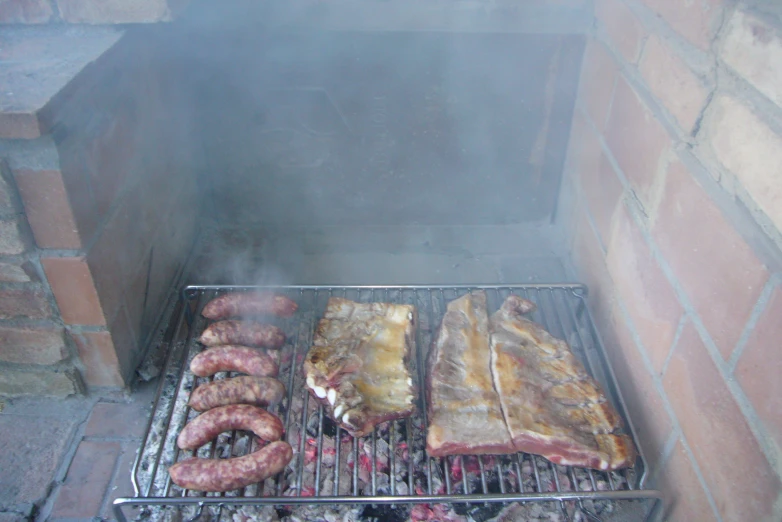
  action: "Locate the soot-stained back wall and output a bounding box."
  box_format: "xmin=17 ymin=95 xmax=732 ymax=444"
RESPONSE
xmin=187 ymin=28 xmax=584 ymax=227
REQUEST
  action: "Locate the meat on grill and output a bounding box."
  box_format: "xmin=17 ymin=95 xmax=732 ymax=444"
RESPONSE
xmin=190 ymin=346 xmax=279 ymax=377
xmin=303 ymin=297 xmax=417 ymax=437
xmin=188 ymin=376 xmax=286 ymax=412
xmin=426 ymin=291 xmax=514 ymax=457
xmin=199 ymin=320 xmax=286 ymax=349
xmin=177 ymin=404 xmax=284 ymax=450
xmin=202 ymin=292 xmax=298 ymax=320
xmin=169 ymin=440 xmax=293 ymax=492
xmin=489 ymin=295 xmax=637 ymax=470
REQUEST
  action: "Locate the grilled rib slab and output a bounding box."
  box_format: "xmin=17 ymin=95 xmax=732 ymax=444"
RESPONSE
xmin=304 ymin=297 xmax=417 ymax=437
xmin=489 ymin=295 xmax=637 ymax=470
xmin=426 ymin=291 xmax=514 ymax=457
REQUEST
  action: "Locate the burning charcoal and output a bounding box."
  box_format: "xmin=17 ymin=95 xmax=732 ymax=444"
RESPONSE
xmin=396 ymin=480 xmax=410 ymax=496
xmin=321 ymin=444 xmax=337 ymax=467
xmin=230 ymin=505 xmax=279 ymax=522
xmin=305 ymin=410 xmax=322 ymax=436
xmin=374 ymin=472 xmax=391 ymax=494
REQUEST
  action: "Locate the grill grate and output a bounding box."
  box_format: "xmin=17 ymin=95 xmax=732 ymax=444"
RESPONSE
xmin=115 ymin=285 xmax=661 ymax=522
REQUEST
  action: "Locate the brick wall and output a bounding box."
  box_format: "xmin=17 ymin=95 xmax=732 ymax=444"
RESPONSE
xmin=0 ymin=28 xmax=198 ymax=394
xmin=561 ymin=1 xmax=782 ymax=520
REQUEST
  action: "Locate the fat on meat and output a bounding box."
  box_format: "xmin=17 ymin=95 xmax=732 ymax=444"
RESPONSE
xmin=489 ymin=295 xmax=637 ymax=470
xmin=303 ymin=297 xmax=417 ymax=437
xmin=426 ymin=291 xmax=514 ymax=457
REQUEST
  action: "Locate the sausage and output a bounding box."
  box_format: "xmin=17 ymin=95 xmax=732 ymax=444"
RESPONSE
xmin=202 ymin=292 xmax=298 ymax=320
xmin=189 ymin=376 xmax=286 ymax=412
xmin=177 ymin=404 xmax=283 ymax=449
xmin=190 ymin=346 xmax=279 ymax=378
xmin=199 ymin=320 xmax=285 ymax=349
xmin=169 ymin=440 xmax=293 ymax=492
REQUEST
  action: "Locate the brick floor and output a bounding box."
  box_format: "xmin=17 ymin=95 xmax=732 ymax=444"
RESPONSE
xmin=100 ymin=443 xmax=140 ymax=520
xmin=85 ymin=400 xmax=150 ymax=440
xmin=51 ymin=440 xmax=122 ymax=519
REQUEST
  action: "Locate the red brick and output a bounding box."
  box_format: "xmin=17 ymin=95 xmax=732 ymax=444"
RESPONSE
xmin=57 ymin=137 xmax=101 ymax=246
xmin=13 ymin=169 xmax=82 ymax=249
xmin=601 ymin=300 xmax=673 ymax=473
xmin=639 ymin=35 xmax=709 ymax=133
xmin=0 ymin=287 xmax=51 ymax=320
xmin=56 ymin=0 xmax=174 ymax=23
xmin=706 ymin=96 xmax=782 ymax=234
xmin=70 ymin=330 xmax=124 ymax=387
xmin=86 ymin=233 xmax=124 ymax=325
xmin=607 ymin=205 xmax=682 ymax=373
xmin=642 ymin=0 xmax=725 ymax=51
xmin=0 ymin=113 xmax=40 ymax=140
xmin=571 ymin=202 xmax=614 ymax=329
xmin=86 ymin=401 xmax=149 ymax=439
xmin=52 ymin=440 xmax=121 ymax=519
xmin=653 ymin=160 xmax=769 ymax=359
xmin=86 ymin=190 xmax=145 ymax=325
xmin=0 ymin=0 xmax=53 ymax=23
xmin=86 ymin=101 xmax=139 ymax=218
xmin=579 ymin=39 xmax=618 ymax=130
xmin=0 ymin=217 xmax=29 ymax=255
xmin=567 ymin=111 xmax=602 ymax=181
xmin=605 ymin=76 xmax=671 ymax=207
xmin=721 ymin=9 xmax=782 ymax=110
xmin=658 ymin=440 xmax=717 ymax=522
xmin=583 ymin=153 xmax=623 ymax=246
xmin=0 ymin=324 xmax=67 ymax=365
xmin=42 ymin=256 xmax=106 ymax=326
xmin=735 ymin=283 xmax=782 ymax=449
xmin=100 ymin=444 xmax=139 ymax=519
xmin=596 ymin=0 xmax=645 ymax=63
xmin=663 ymin=323 xmax=780 ymax=521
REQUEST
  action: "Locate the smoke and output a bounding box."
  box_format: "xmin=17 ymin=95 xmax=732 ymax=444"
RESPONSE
xmin=155 ymin=0 xmax=586 ymax=284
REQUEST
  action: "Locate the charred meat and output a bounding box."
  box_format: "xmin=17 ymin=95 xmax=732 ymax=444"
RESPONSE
xmin=303 ymin=297 xmax=417 ymax=437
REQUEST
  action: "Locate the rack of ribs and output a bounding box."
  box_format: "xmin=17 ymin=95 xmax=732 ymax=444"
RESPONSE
xmin=426 ymin=291 xmax=514 ymax=457
xmin=426 ymin=291 xmax=637 ymax=471
xmin=303 ymin=297 xmax=417 ymax=438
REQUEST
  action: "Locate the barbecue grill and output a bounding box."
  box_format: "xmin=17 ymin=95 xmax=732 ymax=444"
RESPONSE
xmin=113 ymin=284 xmax=662 ymax=522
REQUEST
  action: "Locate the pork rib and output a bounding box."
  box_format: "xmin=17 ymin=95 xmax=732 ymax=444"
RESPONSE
xmin=426 ymin=291 xmax=514 ymax=457
xmin=303 ymin=298 xmax=417 ymax=438
xmin=489 ymin=295 xmax=637 ymax=470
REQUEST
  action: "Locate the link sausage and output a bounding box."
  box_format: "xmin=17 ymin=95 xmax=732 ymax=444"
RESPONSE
xmin=188 ymin=376 xmax=286 ymax=412
xmin=190 ymin=346 xmax=279 ymax=378
xmin=177 ymin=404 xmax=283 ymax=450
xmin=169 ymin=440 xmax=293 ymax=492
xmin=202 ymin=292 xmax=298 ymax=320
xmin=199 ymin=320 xmax=286 ymax=349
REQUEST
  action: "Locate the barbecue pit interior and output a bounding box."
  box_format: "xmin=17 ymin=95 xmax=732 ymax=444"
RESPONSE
xmin=1 ymin=0 xmax=781 ymax=521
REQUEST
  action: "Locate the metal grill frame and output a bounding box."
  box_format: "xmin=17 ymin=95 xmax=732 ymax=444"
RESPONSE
xmin=114 ymin=284 xmax=662 ymax=522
